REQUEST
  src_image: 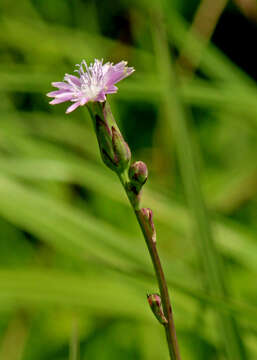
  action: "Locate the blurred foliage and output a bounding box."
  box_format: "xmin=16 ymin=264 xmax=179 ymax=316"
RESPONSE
xmin=0 ymin=0 xmax=256 ymax=359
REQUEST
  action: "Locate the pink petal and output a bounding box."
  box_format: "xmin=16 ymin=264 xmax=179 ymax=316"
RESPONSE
xmin=47 ymin=90 xmax=72 ymax=98
xmin=80 ymin=97 xmax=89 ymax=106
xmin=51 ymin=82 xmax=70 ymax=89
xmin=95 ymin=92 xmax=106 ymax=102
xmin=54 ymin=91 xmax=73 ymax=99
xmin=49 ymin=95 xmax=73 ymax=105
xmin=101 ymin=62 xmax=111 ymax=75
xmin=113 ymin=61 xmax=127 ymax=71
xmin=64 ymin=74 xmax=81 ymax=86
xmin=65 ymin=102 xmax=81 ymax=113
xmin=105 ymin=85 xmax=118 ymax=94
xmin=105 ymin=66 xmax=134 ymax=87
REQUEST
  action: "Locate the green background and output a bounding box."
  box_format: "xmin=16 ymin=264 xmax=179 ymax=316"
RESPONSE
xmin=0 ymin=0 xmax=256 ymax=359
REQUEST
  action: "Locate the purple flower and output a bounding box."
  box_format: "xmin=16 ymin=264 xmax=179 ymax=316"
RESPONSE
xmin=47 ymin=59 xmax=134 ymax=114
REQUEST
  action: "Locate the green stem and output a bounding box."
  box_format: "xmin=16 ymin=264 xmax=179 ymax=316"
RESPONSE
xmin=88 ymin=101 xmax=180 ymax=360
xmin=119 ymin=172 xmax=181 ymax=360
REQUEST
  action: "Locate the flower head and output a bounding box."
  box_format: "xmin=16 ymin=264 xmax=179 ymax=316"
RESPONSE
xmin=47 ymin=59 xmax=134 ymax=113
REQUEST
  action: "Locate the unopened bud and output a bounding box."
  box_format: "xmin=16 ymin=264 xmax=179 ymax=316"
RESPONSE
xmin=139 ymin=208 xmax=156 ymax=243
xmin=147 ymin=294 xmax=168 ymax=325
xmin=111 ymin=126 xmax=131 ymax=173
xmin=95 ymin=115 xmax=116 ymax=171
xmin=128 ymin=161 xmax=148 ymax=193
xmin=89 ymin=102 xmax=131 ymax=174
xmin=94 ymin=116 xmax=131 ymax=173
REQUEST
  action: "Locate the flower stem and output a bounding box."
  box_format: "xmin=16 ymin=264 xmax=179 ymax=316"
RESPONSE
xmin=119 ymin=172 xmax=181 ymax=360
xmin=88 ymin=102 xmax=181 ymax=360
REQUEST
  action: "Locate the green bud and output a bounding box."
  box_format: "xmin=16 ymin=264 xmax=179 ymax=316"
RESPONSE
xmin=111 ymin=126 xmax=131 ymax=173
xmin=90 ymin=102 xmax=131 ymax=174
xmin=128 ymin=161 xmax=148 ymax=193
xmin=95 ymin=115 xmax=117 ymax=171
xmin=147 ymin=294 xmax=168 ymax=325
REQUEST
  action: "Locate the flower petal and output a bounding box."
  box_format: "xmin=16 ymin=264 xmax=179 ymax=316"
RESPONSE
xmin=47 ymin=90 xmax=72 ymax=98
xmin=64 ymin=74 xmax=81 ymax=86
xmin=80 ymin=97 xmax=89 ymax=106
xmin=101 ymin=62 xmax=111 ymax=75
xmin=51 ymin=81 xmax=71 ymax=89
xmin=113 ymin=61 xmax=127 ymax=71
xmin=55 ymin=91 xmax=73 ymax=99
xmin=49 ymin=95 xmax=73 ymax=105
xmin=104 ymin=66 xmax=134 ymax=87
xmin=105 ymin=85 xmax=118 ymax=94
xmin=65 ymin=102 xmax=81 ymax=113
xmin=95 ymin=92 xmax=106 ymax=102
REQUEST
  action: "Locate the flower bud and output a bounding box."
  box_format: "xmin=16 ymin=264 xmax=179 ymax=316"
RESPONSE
xmin=138 ymin=208 xmax=156 ymax=243
xmin=111 ymin=126 xmax=131 ymax=173
xmin=147 ymin=293 xmax=168 ymax=325
xmin=128 ymin=161 xmax=148 ymax=193
xmin=95 ymin=115 xmax=117 ymax=171
xmin=94 ymin=115 xmax=131 ymax=173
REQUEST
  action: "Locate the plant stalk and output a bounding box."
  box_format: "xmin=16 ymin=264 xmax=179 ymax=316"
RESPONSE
xmin=88 ymin=101 xmax=181 ymax=360
xmin=119 ymin=172 xmax=181 ymax=360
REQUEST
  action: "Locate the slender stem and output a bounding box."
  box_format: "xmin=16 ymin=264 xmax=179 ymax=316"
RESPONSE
xmin=69 ymin=317 xmax=78 ymax=360
xmin=87 ymin=101 xmax=180 ymax=359
xmin=119 ymin=172 xmax=181 ymax=360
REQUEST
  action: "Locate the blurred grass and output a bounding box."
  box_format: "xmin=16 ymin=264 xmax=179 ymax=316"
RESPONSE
xmin=151 ymin=4 xmax=246 ymax=359
xmin=0 ymin=0 xmax=256 ymax=359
